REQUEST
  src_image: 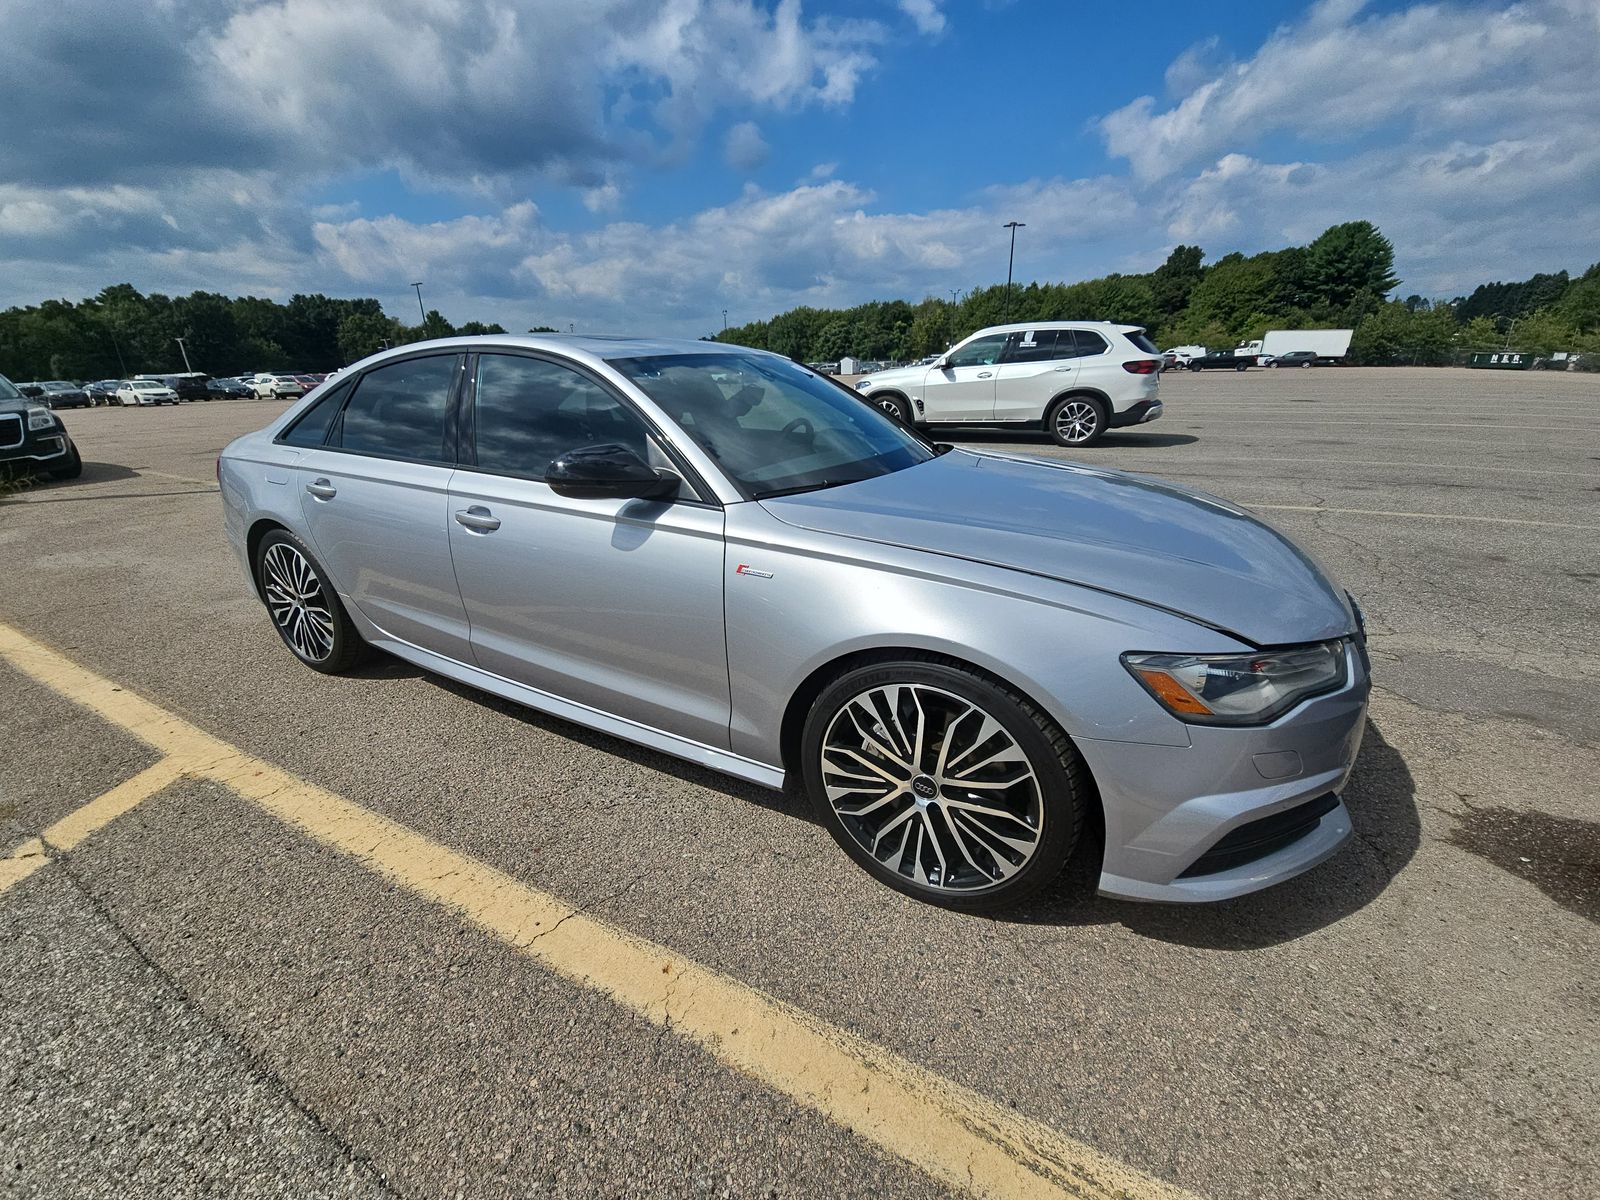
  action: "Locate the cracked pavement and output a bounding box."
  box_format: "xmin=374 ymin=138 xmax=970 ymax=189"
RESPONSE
xmin=1 ymin=367 xmax=1597 ymax=1198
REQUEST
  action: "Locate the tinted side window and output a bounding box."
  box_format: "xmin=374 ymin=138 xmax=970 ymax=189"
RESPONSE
xmin=333 ymin=356 xmax=457 ymax=462
xmin=279 ymin=379 xmax=352 ymax=447
xmin=1001 ymin=330 xmax=1062 ymax=364
xmin=472 ymin=355 xmax=653 ymax=479
xmin=945 ymin=334 xmax=1007 ymax=368
xmin=1072 ymin=330 xmax=1109 ymax=357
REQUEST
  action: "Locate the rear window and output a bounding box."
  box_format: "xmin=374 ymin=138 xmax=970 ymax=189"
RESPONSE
xmin=279 ymin=379 xmax=353 ymax=447
xmin=1124 ymin=330 xmax=1159 ymax=354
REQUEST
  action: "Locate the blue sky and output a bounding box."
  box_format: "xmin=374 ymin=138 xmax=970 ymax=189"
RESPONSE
xmin=2 ymin=0 xmax=1597 ymax=336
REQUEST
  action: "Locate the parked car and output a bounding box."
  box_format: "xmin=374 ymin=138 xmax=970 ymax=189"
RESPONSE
xmin=85 ymin=379 xmax=123 ymax=405
xmin=248 ymin=373 xmax=307 ymax=400
xmin=30 ymin=381 xmax=92 ymax=409
xmin=220 ymin=335 xmax=1369 ymax=911
xmin=136 ymin=372 xmax=211 ymax=402
xmin=1267 ymin=351 xmax=1319 ymax=368
xmin=207 ymin=378 xmax=254 ymax=399
xmin=1188 ymin=349 xmax=1256 ymax=371
xmin=854 ymin=322 xmax=1162 ymax=447
xmin=1 ymin=373 xmax=82 ymax=479
xmin=117 ymin=379 xmax=180 ymax=406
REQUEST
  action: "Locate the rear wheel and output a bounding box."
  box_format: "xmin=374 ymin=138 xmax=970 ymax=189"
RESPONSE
xmin=800 ymin=657 xmax=1090 ymax=911
xmin=255 ymin=529 xmax=367 ymax=674
xmin=1045 ymin=394 xmax=1107 ymax=447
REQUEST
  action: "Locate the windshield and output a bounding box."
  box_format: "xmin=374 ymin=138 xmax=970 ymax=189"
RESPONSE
xmin=610 ymin=352 xmax=935 ymax=499
xmin=0 ymin=375 xmax=20 ymax=401
xmin=132 ymin=380 xmax=161 ymax=389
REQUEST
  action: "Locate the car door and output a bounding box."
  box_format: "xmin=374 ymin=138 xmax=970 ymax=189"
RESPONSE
xmin=1063 ymin=328 xmax=1113 ymax=394
xmin=292 ymin=352 xmax=474 ymax=661
xmin=992 ymin=329 xmax=1075 ymax=421
xmin=445 ymin=351 xmax=731 ymax=749
xmin=918 ymin=333 xmax=1006 ymax=422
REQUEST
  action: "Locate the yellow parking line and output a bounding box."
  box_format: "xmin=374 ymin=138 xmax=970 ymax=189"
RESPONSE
xmin=0 ymin=758 xmax=190 ymax=895
xmin=41 ymin=757 xmax=190 ymax=851
xmin=0 ymin=617 xmax=1197 ymax=1200
xmin=0 ymin=838 xmax=50 ymax=895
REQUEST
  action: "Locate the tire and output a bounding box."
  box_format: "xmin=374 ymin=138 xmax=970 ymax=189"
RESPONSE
xmin=254 ymin=529 xmax=367 ymax=674
xmin=1235 ymin=362 xmax=1249 ymax=371
xmin=1045 ymin=394 xmax=1107 ymax=448
xmin=874 ymin=393 xmax=913 ymax=424
xmin=1300 ymin=361 xmax=1311 ymax=368
xmin=800 ymin=656 xmax=1090 ymax=912
xmin=49 ymin=445 xmax=82 ymax=480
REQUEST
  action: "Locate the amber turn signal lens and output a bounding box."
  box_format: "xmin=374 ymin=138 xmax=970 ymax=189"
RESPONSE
xmin=1129 ymin=667 xmax=1214 ymax=716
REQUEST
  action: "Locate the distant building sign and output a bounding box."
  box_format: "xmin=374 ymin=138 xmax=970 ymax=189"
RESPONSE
xmin=1468 ymin=352 xmax=1532 ymax=369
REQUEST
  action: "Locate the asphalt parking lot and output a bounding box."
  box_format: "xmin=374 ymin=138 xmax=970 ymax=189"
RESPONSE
xmin=2 ymin=366 xmax=1597 ymax=1199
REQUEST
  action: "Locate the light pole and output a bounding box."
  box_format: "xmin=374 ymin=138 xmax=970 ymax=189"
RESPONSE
xmin=174 ymin=337 xmax=193 ymax=372
xmin=1001 ymin=221 xmax=1025 ymax=322
xmin=410 ymin=281 xmax=426 ymax=324
xmin=722 ymin=309 xmax=729 ymax=332
xmin=948 ymin=288 xmax=960 ymax=305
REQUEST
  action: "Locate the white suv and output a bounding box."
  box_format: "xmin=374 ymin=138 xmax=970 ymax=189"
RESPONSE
xmin=854 ymin=322 xmax=1163 ymax=447
xmin=248 ymin=373 xmax=307 ymax=400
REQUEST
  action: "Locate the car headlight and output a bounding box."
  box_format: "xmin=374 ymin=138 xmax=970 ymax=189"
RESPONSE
xmin=854 ymin=379 xmax=873 ymax=391
xmin=1122 ymin=641 xmax=1347 ymax=725
xmin=26 ymin=406 xmax=56 ymax=431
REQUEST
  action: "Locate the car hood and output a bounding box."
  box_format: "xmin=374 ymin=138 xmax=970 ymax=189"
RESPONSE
xmin=759 ymin=449 xmax=1355 ymax=646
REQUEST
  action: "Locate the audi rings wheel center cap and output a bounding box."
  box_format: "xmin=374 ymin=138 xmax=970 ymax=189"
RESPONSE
xmin=911 ymin=774 xmax=938 ymax=803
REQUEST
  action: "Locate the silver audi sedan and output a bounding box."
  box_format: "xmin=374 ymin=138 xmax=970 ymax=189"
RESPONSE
xmin=219 ymin=335 xmax=1370 ymax=911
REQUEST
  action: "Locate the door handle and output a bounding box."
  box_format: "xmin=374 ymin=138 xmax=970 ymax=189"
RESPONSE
xmin=305 ymin=478 xmax=337 ymax=499
xmin=454 ymin=505 xmax=501 ymax=532
xmin=976 ymin=371 xmax=993 ymax=379
xmin=1052 ymin=364 xmax=1074 ymax=371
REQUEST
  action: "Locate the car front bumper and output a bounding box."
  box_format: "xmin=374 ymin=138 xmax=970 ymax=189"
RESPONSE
xmin=1079 ymin=639 xmax=1370 ymax=902
xmin=1 ymin=427 xmax=74 ymax=469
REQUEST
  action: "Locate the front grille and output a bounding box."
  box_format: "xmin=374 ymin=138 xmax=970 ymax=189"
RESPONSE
xmin=0 ymin=414 xmax=22 ymax=449
xmin=1179 ymin=793 xmax=1339 ymax=878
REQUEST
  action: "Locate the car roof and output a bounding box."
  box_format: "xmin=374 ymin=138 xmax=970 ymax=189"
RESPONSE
xmin=966 ymin=320 xmax=1144 ymax=337
xmin=352 ymin=334 xmax=783 ymax=373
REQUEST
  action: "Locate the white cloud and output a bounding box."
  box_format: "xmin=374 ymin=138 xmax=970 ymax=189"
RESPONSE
xmin=1102 ymin=0 xmax=1599 ymax=183
xmin=724 ymin=122 xmax=772 ymax=172
xmin=898 ymin=0 xmax=946 ymax=37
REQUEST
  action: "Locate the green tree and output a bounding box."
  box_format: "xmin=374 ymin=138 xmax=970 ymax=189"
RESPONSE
xmin=337 ymin=312 xmax=404 ymax=363
xmin=1304 ymin=221 xmax=1400 ymax=313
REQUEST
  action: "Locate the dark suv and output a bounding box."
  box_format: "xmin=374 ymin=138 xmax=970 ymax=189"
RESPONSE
xmin=1 ymin=373 xmax=82 ymax=480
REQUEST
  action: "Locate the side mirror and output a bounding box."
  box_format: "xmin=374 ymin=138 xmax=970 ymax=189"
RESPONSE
xmin=546 ymin=443 xmax=679 ymax=501
xmin=934 ymin=357 xmax=952 ymax=371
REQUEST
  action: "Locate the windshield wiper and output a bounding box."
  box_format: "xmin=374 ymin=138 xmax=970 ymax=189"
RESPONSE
xmin=752 ymin=478 xmax=861 ymax=500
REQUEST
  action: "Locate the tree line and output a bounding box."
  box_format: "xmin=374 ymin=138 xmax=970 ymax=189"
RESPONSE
xmin=4 ymin=220 xmax=1598 ymax=381
xmin=710 ymin=221 xmax=1600 ymax=366
xmin=0 ymin=284 xmax=512 ymax=382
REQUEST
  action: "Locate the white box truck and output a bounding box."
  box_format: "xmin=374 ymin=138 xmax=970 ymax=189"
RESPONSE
xmin=1236 ymin=330 xmax=1353 ymax=362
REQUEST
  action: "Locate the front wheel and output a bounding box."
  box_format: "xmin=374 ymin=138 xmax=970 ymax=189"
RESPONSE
xmin=800 ymin=658 xmax=1090 ymax=911
xmin=874 ymin=393 xmax=912 ymax=424
xmin=49 ymin=445 xmax=83 ymax=480
xmin=1046 ymin=394 xmax=1106 ymax=447
xmin=255 ymin=529 xmax=367 ymax=674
